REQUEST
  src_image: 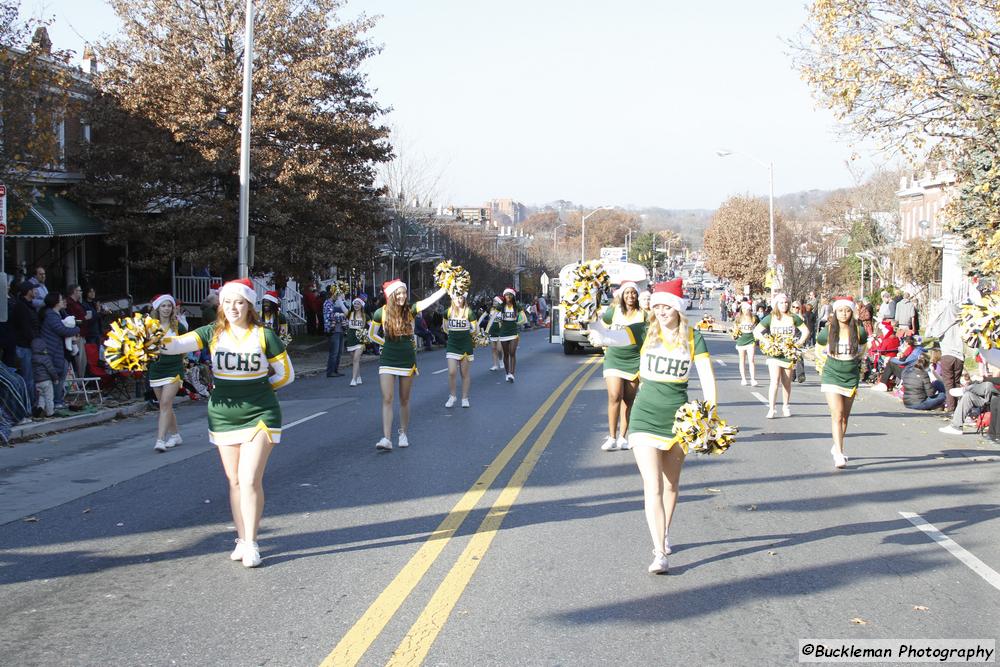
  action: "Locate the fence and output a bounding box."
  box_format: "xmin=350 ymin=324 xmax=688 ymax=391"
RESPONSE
xmin=174 ymin=276 xmax=223 ymax=307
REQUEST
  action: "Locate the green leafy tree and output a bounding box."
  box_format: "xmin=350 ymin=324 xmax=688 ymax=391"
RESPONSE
xmin=628 ymin=231 xmax=663 ymax=277
xmin=82 ymin=0 xmax=392 ymax=279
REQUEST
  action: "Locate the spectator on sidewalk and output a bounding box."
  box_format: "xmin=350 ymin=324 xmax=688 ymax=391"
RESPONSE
xmin=877 ymin=290 xmax=896 ymax=323
xmin=939 ymin=377 xmax=1000 ymax=435
xmin=30 ymin=336 xmax=57 ymax=418
xmin=11 ymin=282 xmax=38 ymax=405
xmin=871 ymin=335 xmax=923 ymax=391
xmin=895 ymin=290 xmax=918 ymax=338
xmin=27 ymin=266 xmax=49 ymax=310
xmin=303 ymin=282 xmax=323 ymax=336
xmin=857 ymin=296 xmax=875 ymax=336
xmin=902 ymin=356 xmax=946 ymax=410
xmin=39 ymin=292 xmax=79 ymax=411
xmin=201 ymin=283 xmax=220 ymax=324
xmin=414 ymin=312 xmax=434 ymax=351
xmin=81 ymin=286 xmax=104 ymax=346
xmin=925 ymin=301 xmax=965 ymax=412
xmin=324 ymin=295 xmax=346 ymax=377
xmin=64 ymin=284 xmax=90 ymax=378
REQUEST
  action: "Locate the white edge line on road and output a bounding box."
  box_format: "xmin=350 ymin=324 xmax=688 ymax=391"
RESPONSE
xmin=432 ymin=368 xmax=448 ymax=375
xmin=285 ymin=412 xmax=328 ymax=429
xmin=750 ymin=391 xmax=768 ymax=404
xmin=899 ymin=511 xmax=1000 ymax=593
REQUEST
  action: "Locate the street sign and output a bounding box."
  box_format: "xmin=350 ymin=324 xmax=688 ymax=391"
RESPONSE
xmin=0 ymin=184 xmax=7 ymax=235
xmin=600 ymin=246 xmax=626 ymax=263
xmin=540 ymin=272 xmax=549 ymax=294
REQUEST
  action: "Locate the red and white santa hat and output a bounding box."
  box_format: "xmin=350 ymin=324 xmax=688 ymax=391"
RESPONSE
xmin=382 ymin=278 xmax=407 ymax=300
xmin=831 ymin=296 xmax=856 ymax=312
xmin=616 ymin=281 xmax=639 ymax=297
xmin=649 ymin=278 xmax=684 ymax=311
xmin=502 ymin=287 xmax=517 ymax=298
xmin=492 ymin=295 xmax=503 ymax=305
xmin=219 ymin=278 xmax=256 ymax=304
xmin=151 ymin=294 xmax=175 ymax=310
xmin=262 ymin=290 xmax=281 ymax=305
xmin=352 ymin=297 xmax=365 ymax=308
xmin=771 ymin=292 xmax=790 ymax=309
xmin=208 ymin=281 xmax=222 ymax=295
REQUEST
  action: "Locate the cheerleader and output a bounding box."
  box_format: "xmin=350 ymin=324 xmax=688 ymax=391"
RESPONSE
xmin=487 ymin=296 xmax=503 ymax=371
xmin=489 ymin=288 xmax=527 ymax=382
xmin=260 ymin=291 xmax=289 ymax=340
xmin=732 ymin=299 xmax=759 ymax=386
xmin=160 ymin=278 xmax=295 ymax=568
xmin=586 ymin=279 xmax=716 ymax=574
xmin=443 ymin=290 xmax=485 ymax=408
xmin=598 ymin=281 xmax=644 ymax=451
xmin=753 ymin=293 xmax=809 ymax=418
xmin=345 ymin=298 xmax=368 ymax=386
xmin=816 ymin=297 xmax=868 ymax=469
xmin=148 ymin=294 xmax=186 ymax=452
xmin=369 ymin=279 xmax=447 ymax=450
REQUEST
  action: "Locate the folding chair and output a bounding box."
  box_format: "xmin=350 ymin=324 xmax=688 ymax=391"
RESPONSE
xmin=85 ymin=343 xmax=138 ymax=403
xmin=64 ymin=365 xmax=104 ymax=407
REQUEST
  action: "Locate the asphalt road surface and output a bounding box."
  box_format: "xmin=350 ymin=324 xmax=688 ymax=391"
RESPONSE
xmin=2 ymin=303 xmax=999 ymax=666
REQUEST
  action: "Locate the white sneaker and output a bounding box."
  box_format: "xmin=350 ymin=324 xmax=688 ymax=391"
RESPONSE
xmin=766 ymin=408 xmax=775 ymax=419
xmin=461 ymin=398 xmax=470 ymax=408
xmin=445 ymin=395 xmax=456 ymax=408
xmin=870 ymin=383 xmax=888 ymax=391
xmin=648 ymin=550 xmax=669 ymax=574
xmin=617 ymin=437 xmax=630 ymax=450
xmin=750 ymin=379 xmax=759 ymax=386
xmin=350 ymin=378 xmax=357 ymax=387
xmin=740 ymin=379 xmax=748 ymax=386
xmin=398 ymin=432 xmax=409 ymax=448
xmin=489 ymin=365 xmax=498 ymax=371
xmin=154 ymin=439 xmax=168 ymax=452
xmin=938 ymin=425 xmax=964 ymax=435
xmin=949 ymin=387 xmax=964 ymax=397
xmin=357 ymin=377 xmax=362 ymax=385
xmin=230 ymin=538 xmax=245 ymax=561
xmin=242 ymin=541 xmax=262 ymax=568
xmin=600 ymin=436 xmax=619 ymax=451
xmin=831 ymin=447 xmax=848 ymax=469
xmin=663 ymin=536 xmax=672 ymax=555
xmin=782 ymin=405 xmax=791 ymax=418
xmin=506 ymin=374 xmax=513 ymax=383
xmin=375 ymin=437 xmax=392 ymax=451
xmin=166 ymin=433 xmax=182 ymax=448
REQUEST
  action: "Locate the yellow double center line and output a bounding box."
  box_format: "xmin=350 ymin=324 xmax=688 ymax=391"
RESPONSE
xmin=321 ymin=357 xmax=600 ymax=667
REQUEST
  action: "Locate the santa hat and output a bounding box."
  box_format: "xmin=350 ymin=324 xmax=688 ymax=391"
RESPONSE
xmin=739 ymin=298 xmax=752 ymax=310
xmin=151 ymin=294 xmax=175 ymax=310
xmin=262 ymin=290 xmax=281 ymax=305
xmin=771 ymin=292 xmax=789 ymax=309
xmin=649 ymin=279 xmax=684 ymax=311
xmin=492 ymin=296 xmax=503 ymax=305
xmin=616 ymin=281 xmax=639 ymax=297
xmin=831 ymin=296 xmax=856 ymax=312
xmin=352 ymin=297 xmax=365 ymax=308
xmin=502 ymin=287 xmax=517 ymax=298
xmin=880 ymin=320 xmax=895 ymax=336
xmin=219 ymin=278 xmax=256 ymax=304
xmin=208 ymin=281 xmax=222 ymax=295
xmin=382 ymin=278 xmax=406 ymax=300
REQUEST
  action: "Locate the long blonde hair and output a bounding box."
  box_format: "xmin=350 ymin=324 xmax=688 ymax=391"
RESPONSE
xmin=153 ymin=302 xmax=180 ymax=334
xmin=644 ymin=308 xmax=689 ymax=350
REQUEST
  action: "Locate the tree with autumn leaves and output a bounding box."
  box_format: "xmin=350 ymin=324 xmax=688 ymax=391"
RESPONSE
xmin=703 ymin=195 xmax=778 ymax=294
xmin=795 ymin=0 xmax=1000 ymax=279
xmin=81 ymin=0 xmax=392 ymax=280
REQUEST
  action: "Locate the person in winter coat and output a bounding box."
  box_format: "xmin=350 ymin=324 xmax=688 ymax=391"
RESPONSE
xmin=30 ymin=336 xmax=58 ymax=417
xmin=902 ymin=356 xmax=945 ymax=410
xmin=38 ymin=292 xmax=80 ymax=410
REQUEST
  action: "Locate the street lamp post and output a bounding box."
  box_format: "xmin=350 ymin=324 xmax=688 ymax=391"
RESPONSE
xmin=553 ymin=223 xmax=567 ymax=252
xmin=237 ymin=0 xmax=255 ymax=278
xmin=716 ymin=149 xmax=775 ymax=290
xmin=581 ymin=206 xmax=613 ymax=263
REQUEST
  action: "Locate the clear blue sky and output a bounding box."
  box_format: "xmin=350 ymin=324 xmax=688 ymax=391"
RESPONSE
xmin=28 ymin=0 xmax=887 ymax=210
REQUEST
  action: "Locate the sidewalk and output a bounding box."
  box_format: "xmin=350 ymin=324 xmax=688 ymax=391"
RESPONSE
xmin=4 ymin=337 xmax=382 ymax=445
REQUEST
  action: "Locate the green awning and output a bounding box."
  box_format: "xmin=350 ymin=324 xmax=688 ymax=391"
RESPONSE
xmin=8 ymin=193 xmax=106 ymax=238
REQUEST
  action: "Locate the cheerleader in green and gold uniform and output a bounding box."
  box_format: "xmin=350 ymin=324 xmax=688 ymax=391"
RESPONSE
xmin=160 ymin=278 xmax=295 ymax=568
xmin=598 ymin=281 xmax=644 ymax=452
xmin=368 ymin=278 xmax=447 ymax=451
xmin=732 ymin=299 xmax=759 ymax=386
xmin=487 ymin=296 xmax=503 ymax=371
xmin=487 ymin=288 xmax=527 ymax=383
xmin=587 ymin=279 xmax=717 ymax=574
xmin=753 ymin=293 xmax=809 ymax=418
xmin=147 ymin=294 xmax=186 ymax=453
xmin=816 ymin=297 xmax=868 ymax=469
xmin=345 ymin=298 xmax=368 ymax=386
xmin=443 ymin=290 xmax=486 ymax=408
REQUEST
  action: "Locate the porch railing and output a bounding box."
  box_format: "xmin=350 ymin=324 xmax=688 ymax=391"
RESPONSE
xmin=174 ymin=276 xmax=223 ymax=307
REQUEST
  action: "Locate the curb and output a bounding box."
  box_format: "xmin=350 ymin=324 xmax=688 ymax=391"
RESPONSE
xmin=11 ymin=402 xmax=151 ymax=442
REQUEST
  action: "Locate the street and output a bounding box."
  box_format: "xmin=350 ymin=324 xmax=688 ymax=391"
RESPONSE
xmin=2 ymin=306 xmax=999 ymax=667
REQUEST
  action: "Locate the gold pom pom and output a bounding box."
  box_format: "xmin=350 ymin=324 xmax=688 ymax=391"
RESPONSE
xmin=559 ymin=260 xmax=610 ymax=326
xmin=473 ymin=331 xmax=492 ymax=348
xmin=102 ymin=314 xmax=165 ymax=371
xmin=960 ymin=295 xmax=1000 ymax=350
xmin=434 ymin=260 xmax=471 ymax=295
xmin=758 ymin=333 xmax=802 ymax=363
xmin=672 ymin=401 xmax=737 ymax=455
xmin=356 ymin=327 xmax=371 ymax=346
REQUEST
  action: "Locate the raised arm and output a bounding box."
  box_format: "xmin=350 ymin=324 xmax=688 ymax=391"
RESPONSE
xmin=161 ymin=331 xmax=204 ymax=355
xmin=415 ymin=287 xmax=448 ymax=313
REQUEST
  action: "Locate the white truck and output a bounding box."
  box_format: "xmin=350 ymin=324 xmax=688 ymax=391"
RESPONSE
xmin=549 ymin=260 xmax=648 ymax=354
